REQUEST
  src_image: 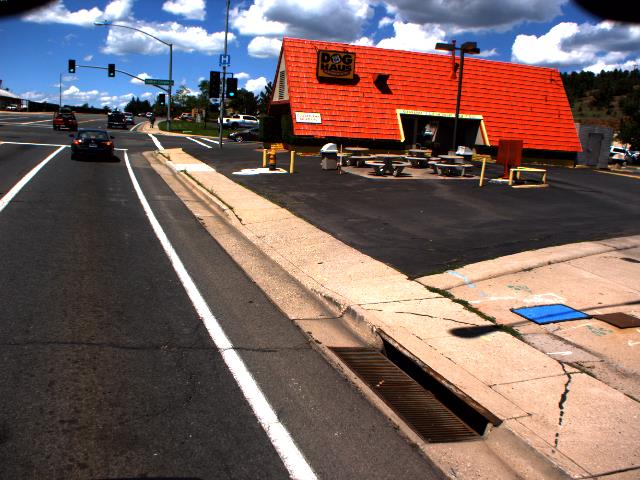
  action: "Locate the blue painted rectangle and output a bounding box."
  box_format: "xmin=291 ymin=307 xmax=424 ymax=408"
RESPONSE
xmin=511 ymin=304 xmax=589 ymax=324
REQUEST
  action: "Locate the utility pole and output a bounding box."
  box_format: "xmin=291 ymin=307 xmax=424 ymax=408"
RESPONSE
xmin=218 ymin=0 xmax=230 ymax=149
xmin=59 ymin=73 xmax=62 ymax=110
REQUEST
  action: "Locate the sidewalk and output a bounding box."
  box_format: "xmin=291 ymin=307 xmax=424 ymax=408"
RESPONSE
xmin=150 ymin=148 xmax=640 ymax=479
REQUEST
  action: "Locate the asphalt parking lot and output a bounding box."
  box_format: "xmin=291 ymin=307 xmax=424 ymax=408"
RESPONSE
xmin=183 ymin=144 xmax=640 ymax=279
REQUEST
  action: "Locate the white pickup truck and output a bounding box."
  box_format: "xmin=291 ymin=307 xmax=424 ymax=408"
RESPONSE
xmin=221 ymin=114 xmax=259 ymax=129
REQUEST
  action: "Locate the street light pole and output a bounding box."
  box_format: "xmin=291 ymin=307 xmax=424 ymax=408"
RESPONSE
xmin=435 ymin=41 xmax=480 ymax=152
xmin=59 ymin=73 xmax=62 ymax=110
xmin=94 ymin=21 xmax=173 ymax=131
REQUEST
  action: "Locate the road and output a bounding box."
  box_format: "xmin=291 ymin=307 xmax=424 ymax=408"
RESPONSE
xmin=0 ymin=113 xmax=443 ymax=479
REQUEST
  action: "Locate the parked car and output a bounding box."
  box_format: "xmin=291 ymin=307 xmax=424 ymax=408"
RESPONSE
xmin=145 ymin=112 xmax=153 ymax=118
xmin=107 ymin=111 xmax=127 ymax=129
xmin=178 ymin=113 xmax=194 ymax=122
xmin=124 ymin=112 xmax=134 ymax=125
xmin=6 ymin=104 xmax=18 ymax=111
xmin=53 ymin=108 xmax=78 ymax=131
xmin=222 ymin=114 xmax=259 ymax=129
xmin=70 ymin=129 xmax=115 ymax=160
xmin=229 ymin=127 xmax=260 ymax=143
xmin=609 ymin=146 xmax=632 ymax=165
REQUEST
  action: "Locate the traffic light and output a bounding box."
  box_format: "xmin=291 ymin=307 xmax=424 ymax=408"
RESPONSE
xmin=68 ymin=59 xmax=75 ymax=74
xmin=209 ymin=71 xmax=221 ymax=98
xmin=108 ymin=63 xmax=115 ymax=77
xmin=157 ymin=93 xmax=165 ymax=106
xmin=226 ymin=77 xmax=237 ymax=98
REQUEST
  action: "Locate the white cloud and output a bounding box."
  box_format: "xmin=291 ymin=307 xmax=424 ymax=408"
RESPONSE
xmin=378 ymin=16 xmax=393 ymax=28
xmin=61 ymin=85 xmax=102 ymax=104
xmin=352 ymin=36 xmax=374 ymax=46
xmin=21 ymin=91 xmax=51 ymax=102
xmin=376 ymin=21 xmax=446 ymax=53
xmin=511 ymin=21 xmax=640 ymax=70
xmin=131 ymin=72 xmax=151 ymax=84
xmin=385 ymin=0 xmax=566 ymax=32
xmin=141 ymin=92 xmax=153 ymax=99
xmin=232 ymin=0 xmax=372 ymax=42
xmin=104 ymin=0 xmax=133 ymax=21
xmin=83 ymin=54 xmax=93 ymax=61
xmin=101 ymin=21 xmax=232 ymax=55
xmin=235 ymin=72 xmax=251 ymax=80
xmin=162 ymin=0 xmax=206 ymax=20
xmin=245 ymin=76 xmax=268 ymax=94
xmin=247 ymin=36 xmax=282 ymax=58
xmin=478 ymin=48 xmax=498 ymax=58
xmin=23 ymin=0 xmax=102 ymax=26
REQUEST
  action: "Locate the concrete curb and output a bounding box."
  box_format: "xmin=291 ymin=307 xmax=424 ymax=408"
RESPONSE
xmin=417 ymin=235 xmax=640 ymax=291
xmin=146 ymin=149 xmax=639 ymax=480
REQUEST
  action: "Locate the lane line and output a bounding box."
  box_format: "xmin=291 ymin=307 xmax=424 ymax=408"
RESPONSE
xmin=123 ymin=151 xmax=316 ymax=480
xmin=0 ymin=145 xmax=66 ymax=213
xmin=130 ymin=121 xmax=146 ymax=132
xmin=185 ymin=136 xmax=212 ymax=149
xmin=147 ymin=133 xmax=164 ymax=150
xmin=18 ymin=119 xmax=52 ymax=125
xmin=0 ymin=141 xmax=126 ymax=152
xmin=199 ymin=137 xmax=220 ymax=145
xmin=0 ymin=140 xmax=67 ymax=147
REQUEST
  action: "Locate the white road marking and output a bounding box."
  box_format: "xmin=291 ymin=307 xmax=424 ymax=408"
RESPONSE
xmin=148 ymin=133 xmax=164 ymax=150
xmin=185 ymin=136 xmax=212 ymax=149
xmin=18 ymin=118 xmax=52 ymax=125
xmin=123 ymin=151 xmax=316 ymax=480
xmin=130 ymin=121 xmax=145 ymax=132
xmin=0 ymin=140 xmax=68 ymax=147
xmin=0 ymin=145 xmax=66 ymax=213
xmin=546 ymin=351 xmax=573 ymax=356
xmin=199 ymin=137 xmax=220 ymax=145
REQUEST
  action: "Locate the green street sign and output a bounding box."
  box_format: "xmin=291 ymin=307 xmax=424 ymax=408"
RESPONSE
xmin=144 ymin=78 xmax=174 ymax=86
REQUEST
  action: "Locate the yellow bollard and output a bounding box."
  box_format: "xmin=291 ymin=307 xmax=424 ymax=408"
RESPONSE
xmin=289 ymin=150 xmax=295 ymax=174
xmin=262 ymin=149 xmax=267 ymax=168
xmin=268 ymin=148 xmax=277 ymax=171
xmin=479 ymin=158 xmax=487 ymax=187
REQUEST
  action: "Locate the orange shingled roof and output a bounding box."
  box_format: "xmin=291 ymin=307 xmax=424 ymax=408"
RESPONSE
xmin=279 ymin=37 xmax=581 ymax=152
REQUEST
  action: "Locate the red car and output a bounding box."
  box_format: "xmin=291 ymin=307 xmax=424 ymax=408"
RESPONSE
xmin=53 ymin=107 xmax=78 ymax=131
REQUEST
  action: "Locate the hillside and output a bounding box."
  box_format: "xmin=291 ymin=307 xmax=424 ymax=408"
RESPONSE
xmin=561 ymin=69 xmax=640 ymax=148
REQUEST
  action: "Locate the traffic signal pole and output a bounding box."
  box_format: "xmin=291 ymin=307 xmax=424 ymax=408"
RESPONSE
xmin=218 ymin=0 xmax=230 ymax=149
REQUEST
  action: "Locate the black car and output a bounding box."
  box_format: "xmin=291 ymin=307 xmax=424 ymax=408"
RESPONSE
xmin=70 ymin=129 xmax=115 ymax=160
xmin=107 ymin=111 xmax=127 ymax=129
xmin=229 ymin=127 xmax=260 ymax=143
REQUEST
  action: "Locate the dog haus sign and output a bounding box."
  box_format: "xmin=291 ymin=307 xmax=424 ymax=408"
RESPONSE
xmin=317 ymin=50 xmax=356 ymax=80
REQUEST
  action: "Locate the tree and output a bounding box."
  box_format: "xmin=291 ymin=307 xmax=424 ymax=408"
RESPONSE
xmin=618 ymin=87 xmax=640 ymax=149
xmin=228 ymin=88 xmax=258 ymax=114
xmin=257 ymin=81 xmax=273 ymax=114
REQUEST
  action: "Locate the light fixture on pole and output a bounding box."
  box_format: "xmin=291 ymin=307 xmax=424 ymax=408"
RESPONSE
xmin=94 ymin=20 xmax=174 ymax=131
xmin=436 ymin=40 xmax=480 ymax=151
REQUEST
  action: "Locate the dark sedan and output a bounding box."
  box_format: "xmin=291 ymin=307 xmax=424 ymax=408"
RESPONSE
xmin=70 ymin=129 xmax=115 ymax=160
xmin=229 ymin=127 xmax=260 ymax=143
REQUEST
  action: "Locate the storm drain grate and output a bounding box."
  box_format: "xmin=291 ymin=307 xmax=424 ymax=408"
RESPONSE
xmin=331 ymin=347 xmax=479 ymax=443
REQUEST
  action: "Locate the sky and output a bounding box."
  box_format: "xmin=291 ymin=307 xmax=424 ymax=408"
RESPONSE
xmin=0 ymin=0 xmax=639 ymax=109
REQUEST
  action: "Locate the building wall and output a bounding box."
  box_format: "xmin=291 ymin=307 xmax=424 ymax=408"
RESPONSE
xmin=576 ymin=123 xmax=613 ymax=168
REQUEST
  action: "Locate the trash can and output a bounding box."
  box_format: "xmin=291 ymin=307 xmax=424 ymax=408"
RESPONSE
xmin=455 ymin=145 xmax=473 ymax=163
xmin=320 ymin=143 xmax=338 ymax=170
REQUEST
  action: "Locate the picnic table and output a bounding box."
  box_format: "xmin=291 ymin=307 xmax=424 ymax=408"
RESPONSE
xmin=345 ymin=147 xmax=370 ymax=154
xmin=434 ymin=163 xmax=474 ymax=176
xmin=349 ymin=155 xmax=371 ymax=167
xmin=408 ymin=149 xmax=431 ymax=158
xmin=366 ymin=154 xmax=411 ymax=176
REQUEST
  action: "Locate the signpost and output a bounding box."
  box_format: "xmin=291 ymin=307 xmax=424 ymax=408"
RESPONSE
xmin=144 ymin=78 xmax=174 ymax=86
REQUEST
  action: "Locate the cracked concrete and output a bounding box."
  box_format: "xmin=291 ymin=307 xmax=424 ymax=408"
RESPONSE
xmin=147 ymin=148 xmax=640 ymax=480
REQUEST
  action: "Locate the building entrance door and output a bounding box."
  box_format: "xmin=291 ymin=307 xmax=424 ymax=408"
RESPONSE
xmin=586 ymin=132 xmax=604 ymax=167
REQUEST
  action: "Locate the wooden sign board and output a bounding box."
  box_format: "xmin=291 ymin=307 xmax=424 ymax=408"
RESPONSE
xmin=317 ymin=50 xmax=356 ymax=80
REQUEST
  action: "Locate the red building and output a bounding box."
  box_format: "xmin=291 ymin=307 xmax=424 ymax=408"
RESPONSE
xmin=269 ymin=37 xmax=581 ymax=157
